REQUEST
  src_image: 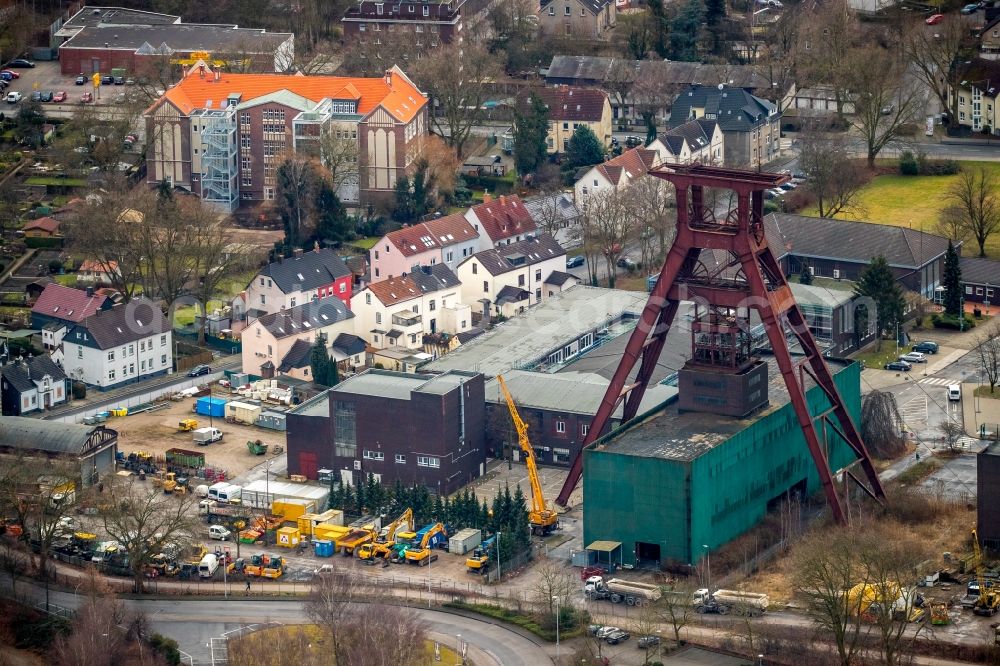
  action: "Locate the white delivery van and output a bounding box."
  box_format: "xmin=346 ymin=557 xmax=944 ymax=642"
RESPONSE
xmin=948 ymin=385 xmax=961 ymax=402
xmin=198 ymin=553 xmax=219 ymax=578
xmin=208 ymin=482 xmax=229 ymax=500
xmin=193 ymin=427 xmax=223 ymax=445
xmin=217 ymin=484 xmax=241 ymax=504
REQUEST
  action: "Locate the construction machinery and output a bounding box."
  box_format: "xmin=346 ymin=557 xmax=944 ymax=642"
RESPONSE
xmin=497 ymin=375 xmax=559 ymax=536
xmin=466 ymin=535 xmax=497 ymax=574
xmin=162 ymin=472 xmax=178 ymax=494
xmin=845 ymin=582 xmax=924 ymax=623
xmin=178 ymin=419 xmax=199 ymax=432
xmin=972 ymin=529 xmax=1000 ymax=616
xmin=358 ymin=508 xmax=413 ymax=564
xmin=404 ymin=522 xmax=447 ymax=566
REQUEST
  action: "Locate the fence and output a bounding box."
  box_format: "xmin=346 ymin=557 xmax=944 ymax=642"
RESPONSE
xmin=175 ymin=351 xmax=216 ymax=373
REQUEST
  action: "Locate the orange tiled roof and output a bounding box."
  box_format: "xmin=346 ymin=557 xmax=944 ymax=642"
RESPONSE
xmin=594 ymin=147 xmax=658 ymax=184
xmin=158 ymin=67 xmax=426 ymax=123
xmin=385 ymin=213 xmax=478 ymax=258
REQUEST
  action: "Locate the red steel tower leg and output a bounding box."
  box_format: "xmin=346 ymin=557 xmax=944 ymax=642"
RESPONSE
xmin=555 ymin=165 xmax=886 ymax=523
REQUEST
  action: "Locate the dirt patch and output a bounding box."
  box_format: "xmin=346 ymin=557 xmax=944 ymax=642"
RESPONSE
xmin=111 ymin=398 xmax=286 ymax=481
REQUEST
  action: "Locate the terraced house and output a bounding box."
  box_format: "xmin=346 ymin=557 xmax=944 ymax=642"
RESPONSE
xmin=341 ymin=0 xmax=469 ymax=55
xmin=145 ymin=64 xmax=428 ymax=211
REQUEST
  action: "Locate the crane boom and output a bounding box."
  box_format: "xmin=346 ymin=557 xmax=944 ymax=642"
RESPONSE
xmin=383 ymin=508 xmax=413 ymax=543
xmin=497 ymin=375 xmax=558 ymax=534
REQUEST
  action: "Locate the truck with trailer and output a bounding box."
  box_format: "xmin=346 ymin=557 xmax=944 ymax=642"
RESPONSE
xmin=585 ymin=576 xmax=662 ymax=606
xmin=693 ymin=588 xmax=769 ymax=616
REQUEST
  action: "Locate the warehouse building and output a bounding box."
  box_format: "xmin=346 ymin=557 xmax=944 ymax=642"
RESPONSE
xmin=286 ymin=369 xmax=485 ymax=494
xmin=582 ymin=356 xmax=861 ymax=568
xmin=0 ymin=417 xmax=118 ymax=487
xmin=978 ymin=442 xmax=1000 ymax=550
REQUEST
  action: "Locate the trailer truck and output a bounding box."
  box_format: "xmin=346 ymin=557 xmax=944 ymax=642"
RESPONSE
xmin=585 ymin=576 xmax=662 ymax=606
xmin=693 ymin=588 xmax=769 ymax=616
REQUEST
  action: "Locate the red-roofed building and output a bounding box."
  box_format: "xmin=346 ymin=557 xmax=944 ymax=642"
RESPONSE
xmin=464 ymin=194 xmax=538 ymax=251
xmin=526 ymin=86 xmax=613 ymax=153
xmin=77 ymin=260 xmax=121 ymax=287
xmin=22 ymin=217 xmax=62 ymax=238
xmin=30 ymin=284 xmax=113 ymax=352
xmin=145 ymin=64 xmax=429 ymax=212
xmin=371 ymin=213 xmax=479 ymax=280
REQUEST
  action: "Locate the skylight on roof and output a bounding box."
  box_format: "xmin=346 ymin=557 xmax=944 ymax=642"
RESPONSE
xmin=297 ymin=273 xmax=305 ymax=281
xmin=447 ymin=234 xmax=454 ymax=240
xmin=321 ymin=313 xmax=329 ymax=320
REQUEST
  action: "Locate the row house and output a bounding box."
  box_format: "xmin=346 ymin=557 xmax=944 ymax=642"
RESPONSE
xmin=949 ymin=58 xmax=1000 ymax=135
xmin=353 ymin=264 xmax=470 ymax=350
xmin=233 ymin=247 xmax=353 ymax=322
xmin=573 ymin=144 xmax=663 ymax=203
xmin=61 ymin=299 xmax=173 ymax=390
xmin=30 ymin=284 xmax=112 ymax=354
xmin=370 ymin=213 xmax=478 ymax=280
xmin=668 ymin=84 xmax=779 ymax=167
xmin=0 ymin=356 xmax=70 ymax=416
xmin=456 ymin=234 xmax=567 ymax=317
xmin=464 ymin=195 xmax=538 ymax=251
xmin=241 ymin=296 xmax=356 ymax=380
xmin=539 ymin=0 xmax=616 ymax=40
xmin=146 ymin=64 xmax=428 ymax=211
xmin=659 ymin=118 xmax=723 ymax=165
xmin=341 ymin=0 xmax=468 ymax=55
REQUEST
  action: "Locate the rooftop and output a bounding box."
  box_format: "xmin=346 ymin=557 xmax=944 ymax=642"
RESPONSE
xmin=531 ymin=85 xmax=609 ymax=122
xmin=61 ymin=23 xmax=290 ymax=53
xmin=423 ymin=286 xmax=649 ymax=377
xmin=0 ymin=417 xmax=116 ymax=456
xmin=31 ymin=284 xmax=109 ymax=324
xmin=467 ymin=195 xmax=537 ymax=243
xmin=596 ymin=356 xmax=854 ymax=462
xmin=258 ymin=247 xmax=351 ymax=294
xmin=365 ymin=264 xmax=460 ymax=306
xmin=960 ymin=255 xmax=999 ymax=286
xmin=464 ymin=233 xmax=565 ymax=277
xmin=67 ymin=299 xmax=169 ymax=350
xmin=58 ymin=6 xmax=180 ymax=35
xmin=384 ymin=214 xmax=478 ymax=257
xmin=329 ymin=369 xmax=478 ymax=401
xmin=252 ymin=295 xmax=354 ymax=339
xmin=668 ymin=84 xmax=777 ymax=132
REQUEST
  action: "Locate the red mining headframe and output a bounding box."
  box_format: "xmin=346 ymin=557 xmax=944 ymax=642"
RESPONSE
xmin=555 ymin=164 xmax=886 ymax=524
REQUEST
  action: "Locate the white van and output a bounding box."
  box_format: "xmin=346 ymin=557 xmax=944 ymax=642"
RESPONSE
xmin=209 ymin=525 xmax=231 ymax=541
xmin=208 ymin=482 xmax=229 ymax=501
xmin=948 ymin=385 xmax=961 ymax=402
xmin=217 ymin=484 xmax=241 ymax=504
xmin=198 ymin=553 xmax=219 ymax=578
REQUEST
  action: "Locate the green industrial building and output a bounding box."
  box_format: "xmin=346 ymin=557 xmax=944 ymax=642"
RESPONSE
xmin=582 ymin=357 xmax=861 ymax=568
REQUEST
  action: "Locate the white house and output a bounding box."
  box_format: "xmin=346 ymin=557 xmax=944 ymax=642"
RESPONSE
xmin=369 ymin=213 xmax=479 ymax=281
xmin=0 ymin=355 xmax=70 ymax=415
xmin=464 ymin=195 xmax=539 ymax=251
xmin=233 ymin=246 xmax=353 ymax=322
xmin=353 ymin=264 xmax=471 ymax=350
xmin=61 ymin=299 xmax=173 ymax=389
xmin=573 ymin=144 xmax=664 ymax=203
xmin=659 ymin=118 xmax=723 ymax=165
xmin=241 ymin=296 xmax=356 ymax=380
xmin=456 ymin=234 xmax=567 ymax=318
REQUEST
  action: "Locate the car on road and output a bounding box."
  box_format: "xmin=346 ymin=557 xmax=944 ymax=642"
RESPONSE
xmin=899 ymin=351 xmax=927 ymax=363
xmin=912 ymin=341 xmax=939 ymax=354
xmin=187 ymin=364 xmax=212 ymax=377
xmin=605 ymin=629 xmax=630 ymax=645
xmin=52 ymin=91 xmax=67 ymax=103
xmin=1 ymin=69 xmax=20 ymax=79
xmin=637 ymin=635 xmax=661 ymax=649
xmin=566 ymin=255 xmax=585 ymax=268
xmin=5 ymin=59 xmax=34 ymax=68
xmin=595 ymin=626 xmax=621 ymax=640
xmin=617 ymin=255 xmax=638 ymax=270
xmin=30 ymin=90 xmax=41 ymax=102
xmin=39 ymin=90 xmax=53 ymax=102
xmin=75 ymin=74 xmax=86 ymax=85
xmin=80 ymin=91 xmax=93 ymax=103
xmin=314 ymin=564 xmax=336 ymax=576
xmin=6 ymin=91 xmax=22 ymax=103
xmin=925 ymin=13 xmax=944 ymax=24
xmin=885 ymin=360 xmax=912 ymax=372
xmin=961 ymin=3 xmax=979 ymax=13
xmin=625 ymin=136 xmax=642 ymax=148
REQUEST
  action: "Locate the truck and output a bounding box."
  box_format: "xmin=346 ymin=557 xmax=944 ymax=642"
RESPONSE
xmin=693 ymin=588 xmax=769 ymax=616
xmin=337 ymin=528 xmax=375 ymax=556
xmin=198 ymin=553 xmax=219 ymax=578
xmin=193 ymin=427 xmax=223 ymax=445
xmin=585 ymin=576 xmax=662 ymax=606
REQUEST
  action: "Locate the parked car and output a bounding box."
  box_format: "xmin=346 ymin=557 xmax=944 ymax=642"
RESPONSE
xmin=113 ymin=76 xmax=124 ymax=85
xmin=885 ymin=360 xmax=912 ymax=372
xmin=101 ymin=75 xmax=113 ymax=85
xmin=779 ymin=182 xmax=797 ymax=191
xmin=595 ymin=626 xmax=621 ymax=640
xmin=39 ymin=90 xmax=53 ymax=102
xmin=881 ymin=103 xmax=895 ymax=115
xmin=30 ymin=90 xmax=41 ymax=102
xmin=606 ymin=629 xmax=630 ymax=645
xmin=52 ymin=91 xmax=67 ymax=103
xmin=125 ymin=78 xmax=136 ymax=85
xmin=617 ymin=255 xmax=638 ymax=270
xmin=208 ymin=525 xmax=231 ymax=541
xmin=925 ymin=13 xmax=944 ymax=24
xmin=768 ymin=188 xmax=786 ymax=198
xmin=75 ymin=74 xmax=86 ymax=85
xmin=5 ymin=91 xmax=21 ymax=104
xmin=637 ymin=635 xmax=662 ymax=649
xmin=624 ymin=136 xmax=642 ymax=148
xmin=5 ymin=59 xmax=34 ymax=68
xmin=588 ymin=624 xmax=604 ymax=636
xmin=187 ymin=364 xmax=212 ymax=377
xmin=912 ymin=341 xmax=939 ymax=354
xmin=80 ymin=91 xmax=93 ymax=103
xmin=899 ymin=351 xmax=927 ymax=364
xmin=0 ymin=72 xmax=14 ymax=82
xmin=566 ymin=255 xmax=585 ymax=268
xmin=1 ymin=69 xmax=20 ymax=79
xmin=961 ymin=3 xmax=979 ymax=13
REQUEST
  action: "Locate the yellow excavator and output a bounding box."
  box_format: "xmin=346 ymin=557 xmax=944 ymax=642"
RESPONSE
xmin=972 ymin=529 xmax=1000 ymax=617
xmin=497 ymin=375 xmax=559 ymax=536
xmin=357 ymin=508 xmax=413 ymax=563
xmin=404 ymin=523 xmax=447 ymax=566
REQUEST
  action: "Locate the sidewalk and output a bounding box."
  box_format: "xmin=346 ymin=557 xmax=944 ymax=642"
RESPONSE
xmin=962 ymin=382 xmax=1000 ymax=438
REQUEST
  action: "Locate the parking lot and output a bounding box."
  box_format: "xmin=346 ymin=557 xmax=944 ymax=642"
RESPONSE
xmin=3 ymin=59 xmax=149 ymax=116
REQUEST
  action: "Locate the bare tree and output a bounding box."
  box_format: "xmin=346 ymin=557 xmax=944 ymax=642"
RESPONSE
xmin=578 ymin=188 xmax=638 ymax=288
xmin=141 ymin=188 xmax=199 ymax=307
xmin=606 ymin=59 xmax=637 ymax=126
xmin=317 ymin=124 xmax=360 ymax=194
xmin=936 ymin=204 xmax=971 ymax=243
xmin=53 ymin=575 xmax=127 ymax=666
xmin=340 ymin=33 xmax=419 ymax=77
xmin=0 ymin=538 xmax=29 ymax=596
xmin=906 ymin=16 xmax=974 ymax=133
xmin=795 ymin=0 xmax=861 ymax=119
xmin=861 ymin=391 xmax=906 ymax=459
xmin=940 ymin=421 xmax=966 ymax=452
xmin=848 ymin=45 xmax=923 ymax=168
xmin=421 ymin=135 xmax=461 ymax=204
xmin=306 ymin=568 xmax=369 ymax=664
xmin=630 ymin=174 xmax=675 ymax=267
xmin=101 ymin=478 xmax=196 ymax=593
xmin=947 ymin=166 xmax=1000 ymax=257
xmin=412 ymin=42 xmax=501 ymax=159
xmin=657 ymin=580 xmax=697 ymax=647
xmin=976 ymin=322 xmax=1000 ymax=394
xmin=631 ymin=67 xmax=675 ymax=143
xmin=533 ymin=557 xmax=578 ymax=627
xmin=798 ymin=121 xmax=868 ymax=219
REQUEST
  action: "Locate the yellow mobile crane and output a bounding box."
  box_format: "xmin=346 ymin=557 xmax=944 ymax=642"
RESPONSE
xmin=497 ymin=375 xmax=559 ymax=536
xmin=972 ymin=529 xmax=1000 ymax=616
xmin=357 ymin=508 xmax=413 ymax=562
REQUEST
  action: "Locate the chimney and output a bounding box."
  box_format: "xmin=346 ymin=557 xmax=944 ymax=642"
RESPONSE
xmin=313 ymin=240 xmax=321 ymax=253
xmin=293 ymin=248 xmax=303 ymax=258
xmin=482 ymin=193 xmax=492 ymax=204
xmin=86 ymin=286 xmax=94 ymax=297
xmin=385 ymin=70 xmax=392 ymax=86
xmin=499 ymin=195 xmax=506 ymax=206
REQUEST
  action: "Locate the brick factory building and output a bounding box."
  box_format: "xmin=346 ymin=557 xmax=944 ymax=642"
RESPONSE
xmin=341 ymin=0 xmax=471 ymax=54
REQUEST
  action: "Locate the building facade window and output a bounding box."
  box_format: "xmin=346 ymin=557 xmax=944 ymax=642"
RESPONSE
xmin=363 ymin=450 xmax=385 ymax=461
xmin=417 ymin=455 xmax=440 ymax=468
xmin=334 ymin=400 xmax=357 ymax=457
xmin=556 ymin=420 xmax=566 ymax=433
xmin=395 ymin=453 xmax=406 ymax=464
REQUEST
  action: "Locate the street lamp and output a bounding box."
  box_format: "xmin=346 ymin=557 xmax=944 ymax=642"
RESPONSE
xmin=553 ymin=596 xmax=561 ymax=661
xmin=456 ymin=633 xmax=462 ymax=666
xmin=495 ymin=531 xmax=501 ymax=581
xmin=703 ymin=544 xmax=711 ymax=591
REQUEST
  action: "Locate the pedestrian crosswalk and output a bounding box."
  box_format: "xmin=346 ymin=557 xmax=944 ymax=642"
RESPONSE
xmin=899 ymin=396 xmax=927 ymax=425
xmin=918 ymin=377 xmax=954 ymax=387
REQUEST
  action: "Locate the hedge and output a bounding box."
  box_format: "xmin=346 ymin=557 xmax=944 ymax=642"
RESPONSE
xmin=25 ymin=236 xmax=64 ymax=249
xmin=462 ymin=173 xmax=515 ymax=195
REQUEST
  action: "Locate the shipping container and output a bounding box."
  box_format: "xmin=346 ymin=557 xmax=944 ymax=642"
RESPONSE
xmin=276 ymin=526 xmax=301 ymax=548
xmin=448 ymin=528 xmax=482 ymax=555
xmin=195 ymin=396 xmax=227 ymax=418
xmin=297 ymin=509 xmax=343 ymax=536
xmin=226 ymin=400 xmax=262 ymax=425
xmin=165 ymin=448 xmax=206 ymax=468
xmin=239 ymin=479 xmax=329 ymax=510
xmin=313 ymin=523 xmax=350 ymax=545
xmin=256 ymin=410 xmax=287 ymax=431
xmin=272 ymin=498 xmax=315 ymax=520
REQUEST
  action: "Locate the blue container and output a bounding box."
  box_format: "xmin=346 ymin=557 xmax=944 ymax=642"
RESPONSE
xmin=313 ymin=540 xmax=334 ymax=557
xmin=195 ymin=396 xmax=227 ymax=418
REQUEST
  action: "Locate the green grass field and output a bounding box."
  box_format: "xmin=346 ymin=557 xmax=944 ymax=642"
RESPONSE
xmin=348 ymin=237 xmax=379 ymax=251
xmin=801 ymin=161 xmax=1000 ymax=258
